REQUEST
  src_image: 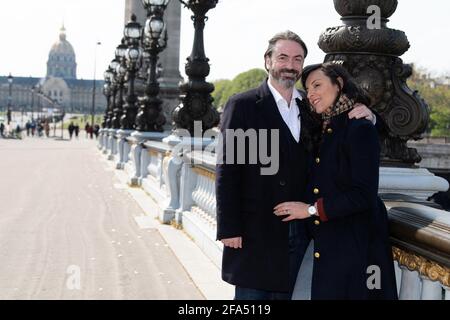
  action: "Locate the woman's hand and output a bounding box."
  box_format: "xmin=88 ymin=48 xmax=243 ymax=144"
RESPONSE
xmin=274 ymin=202 xmax=310 ymax=221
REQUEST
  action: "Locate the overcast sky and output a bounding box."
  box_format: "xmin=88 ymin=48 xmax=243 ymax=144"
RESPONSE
xmin=0 ymin=0 xmax=449 ymax=82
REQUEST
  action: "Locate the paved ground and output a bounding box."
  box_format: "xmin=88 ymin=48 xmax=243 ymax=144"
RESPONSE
xmin=0 ymin=136 xmax=204 ymax=300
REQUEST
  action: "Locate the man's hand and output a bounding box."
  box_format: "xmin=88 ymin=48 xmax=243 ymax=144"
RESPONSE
xmin=349 ymin=103 xmax=376 ymax=124
xmin=221 ymin=237 xmax=242 ymax=249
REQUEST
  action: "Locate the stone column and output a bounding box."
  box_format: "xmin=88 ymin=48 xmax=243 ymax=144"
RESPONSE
xmin=444 ymin=286 xmax=450 ymax=300
xmin=124 ymin=0 xmax=146 ymax=25
xmin=399 ymin=266 xmax=421 ymax=300
xmin=158 ymin=1 xmax=183 ymax=90
xmin=419 ymin=275 xmax=443 ymax=300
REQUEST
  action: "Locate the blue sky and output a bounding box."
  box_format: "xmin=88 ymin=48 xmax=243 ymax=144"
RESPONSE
xmin=0 ymin=0 xmax=449 ymax=81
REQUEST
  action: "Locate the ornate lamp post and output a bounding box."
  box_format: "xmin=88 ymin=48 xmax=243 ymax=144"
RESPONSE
xmin=34 ymin=83 xmax=42 ymax=121
xmin=318 ymin=0 xmax=448 ymax=200
xmin=99 ymin=68 xmax=114 ymax=151
xmin=109 ymin=63 xmax=120 ymax=129
xmin=102 ymin=68 xmax=114 ymax=128
xmin=120 ymin=15 xmax=143 ymax=130
xmin=91 ymin=41 xmax=102 ymax=131
xmin=111 ymin=41 xmax=127 ymax=129
xmin=103 ymin=59 xmax=121 ymax=158
xmin=7 ymin=73 xmax=13 ymax=125
xmin=31 ymin=86 xmax=35 ymax=121
xmin=172 ymin=0 xmax=220 ymax=135
xmin=136 ymin=0 xmax=170 ymax=132
xmin=318 ymin=0 xmax=428 ymax=165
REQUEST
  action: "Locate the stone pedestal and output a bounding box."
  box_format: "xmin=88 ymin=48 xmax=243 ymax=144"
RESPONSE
xmin=98 ymin=129 xmax=105 ymax=150
xmin=116 ymin=129 xmax=134 ymax=169
xmin=379 ymin=167 xmax=449 ymax=200
xmin=128 ymin=131 xmax=168 ymax=186
xmin=160 ymin=134 xmax=215 ymax=224
xmin=107 ymin=129 xmax=119 ymax=160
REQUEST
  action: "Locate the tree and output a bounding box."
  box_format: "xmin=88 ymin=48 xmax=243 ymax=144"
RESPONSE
xmin=430 ymin=105 xmax=450 ymax=137
xmin=211 ymin=79 xmax=231 ymax=110
xmin=212 ymin=68 xmax=267 ymax=110
xmin=408 ymin=67 xmax=450 ymax=137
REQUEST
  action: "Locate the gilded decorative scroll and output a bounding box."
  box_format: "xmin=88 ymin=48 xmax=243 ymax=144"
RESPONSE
xmin=393 ymin=247 xmax=450 ymax=287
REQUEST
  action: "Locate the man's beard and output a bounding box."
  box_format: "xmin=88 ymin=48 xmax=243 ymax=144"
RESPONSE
xmin=270 ymin=68 xmax=300 ymax=89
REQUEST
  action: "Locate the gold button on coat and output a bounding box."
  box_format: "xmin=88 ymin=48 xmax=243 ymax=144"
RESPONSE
xmin=313 ymin=188 xmax=320 ymax=195
xmin=315 ymin=158 xmax=320 ymax=164
xmin=314 ymin=252 xmax=321 ymax=259
xmin=327 ymin=128 xmax=333 ymax=134
xmin=314 ymin=220 xmax=320 ymax=226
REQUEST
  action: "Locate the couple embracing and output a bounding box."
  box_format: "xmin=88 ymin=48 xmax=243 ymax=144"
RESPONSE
xmin=215 ymin=31 xmax=398 ymax=300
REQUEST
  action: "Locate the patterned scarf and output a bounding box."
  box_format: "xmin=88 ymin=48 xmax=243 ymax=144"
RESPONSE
xmin=320 ymin=94 xmax=355 ymax=130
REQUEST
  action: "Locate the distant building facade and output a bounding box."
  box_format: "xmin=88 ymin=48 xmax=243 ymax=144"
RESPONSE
xmin=0 ymin=26 xmax=105 ymax=116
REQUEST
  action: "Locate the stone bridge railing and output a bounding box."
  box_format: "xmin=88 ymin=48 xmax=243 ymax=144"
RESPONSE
xmin=98 ymin=129 xmax=450 ymax=300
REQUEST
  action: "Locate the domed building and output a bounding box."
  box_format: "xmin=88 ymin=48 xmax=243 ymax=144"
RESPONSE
xmin=47 ymin=26 xmax=77 ymax=79
xmin=0 ymin=26 xmax=105 ymax=116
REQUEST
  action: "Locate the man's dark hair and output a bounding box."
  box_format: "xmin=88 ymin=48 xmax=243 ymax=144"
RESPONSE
xmin=264 ymin=30 xmax=308 ymax=71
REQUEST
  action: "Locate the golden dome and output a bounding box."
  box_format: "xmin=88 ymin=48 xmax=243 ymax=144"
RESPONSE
xmin=49 ymin=26 xmax=76 ymax=57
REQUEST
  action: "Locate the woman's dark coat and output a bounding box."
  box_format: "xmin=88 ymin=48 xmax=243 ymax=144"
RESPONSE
xmin=302 ymin=111 xmax=398 ymax=300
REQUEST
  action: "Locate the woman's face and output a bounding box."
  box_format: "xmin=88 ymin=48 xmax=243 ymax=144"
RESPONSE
xmin=305 ymin=69 xmax=341 ymax=114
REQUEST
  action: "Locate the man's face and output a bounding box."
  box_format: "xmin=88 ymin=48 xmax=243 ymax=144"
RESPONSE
xmin=266 ymin=40 xmax=305 ymax=89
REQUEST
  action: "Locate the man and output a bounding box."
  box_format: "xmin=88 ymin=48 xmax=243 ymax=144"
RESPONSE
xmin=215 ymin=31 xmax=375 ymax=300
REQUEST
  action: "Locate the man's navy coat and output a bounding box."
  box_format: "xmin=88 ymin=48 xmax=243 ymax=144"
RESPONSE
xmin=216 ymin=80 xmax=310 ymax=292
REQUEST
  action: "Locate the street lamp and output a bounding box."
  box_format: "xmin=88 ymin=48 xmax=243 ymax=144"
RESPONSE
xmin=143 ymin=0 xmax=170 ymax=13
xmin=102 ymin=68 xmax=114 ymax=129
xmin=109 ymin=60 xmax=121 ymax=129
xmin=135 ymin=0 xmax=170 ymax=132
xmin=172 ymin=0 xmax=220 ymax=135
xmin=111 ymin=40 xmax=127 ymax=129
xmin=91 ymin=41 xmax=102 ymax=137
xmin=7 ymin=73 xmax=13 ymax=125
xmin=35 ymin=83 xmax=42 ymax=121
xmin=119 ymin=14 xmax=142 ymax=130
xmin=31 ymin=86 xmax=35 ymax=121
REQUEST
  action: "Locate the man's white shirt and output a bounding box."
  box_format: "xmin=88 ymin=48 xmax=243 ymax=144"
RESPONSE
xmin=267 ymin=80 xmax=302 ymax=142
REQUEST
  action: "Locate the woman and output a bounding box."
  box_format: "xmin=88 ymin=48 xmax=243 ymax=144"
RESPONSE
xmin=274 ymin=62 xmax=398 ymax=300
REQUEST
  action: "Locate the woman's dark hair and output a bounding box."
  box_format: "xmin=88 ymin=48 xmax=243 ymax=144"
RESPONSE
xmin=299 ymin=62 xmax=372 ymax=153
xmin=301 ymin=62 xmax=371 ymax=106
